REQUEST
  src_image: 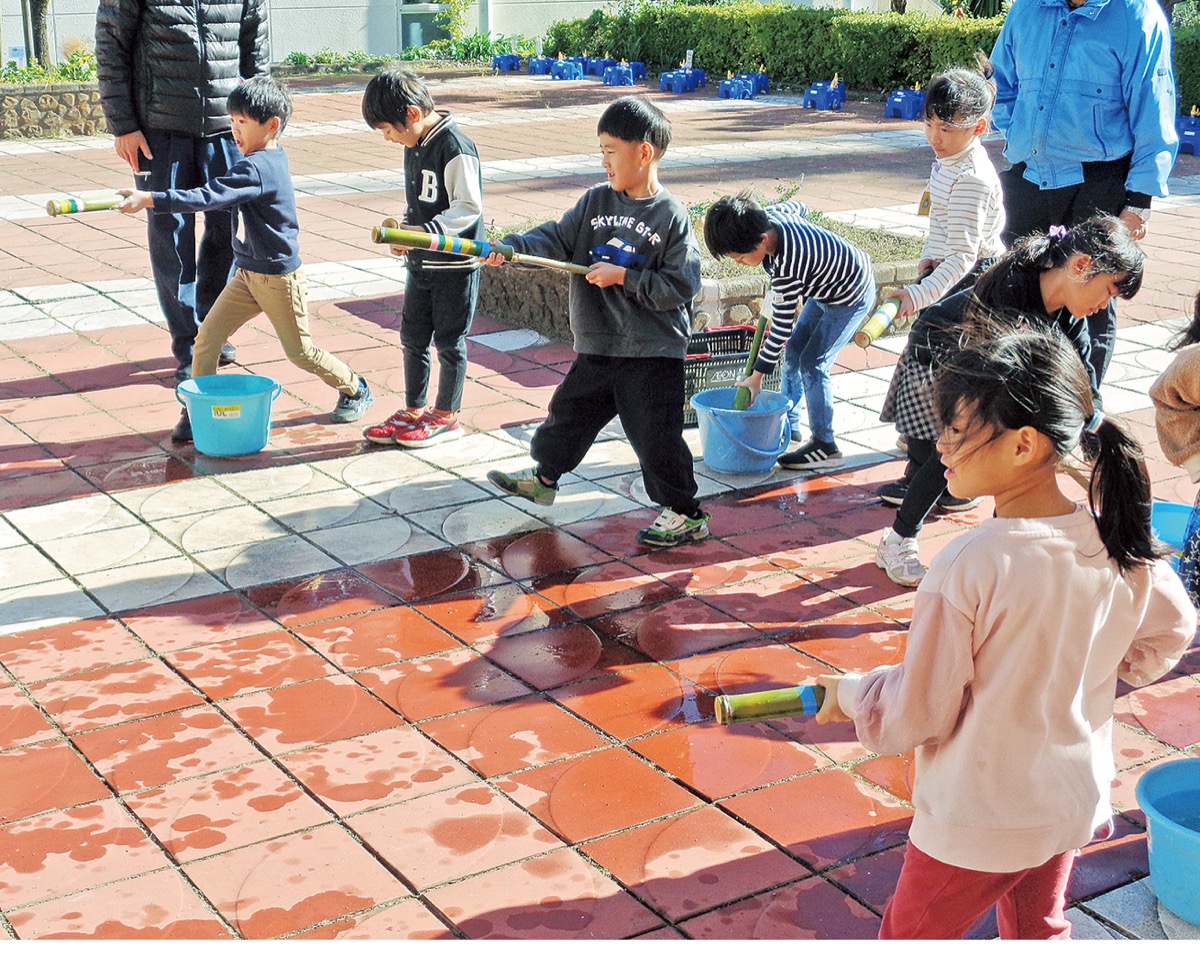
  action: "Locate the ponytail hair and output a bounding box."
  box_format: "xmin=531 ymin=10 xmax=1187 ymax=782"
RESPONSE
xmin=971 ymin=215 xmax=1144 ymax=318
xmin=1169 ymin=289 xmax=1200 ymax=351
xmin=924 ymin=51 xmax=996 ymax=126
xmin=933 ymin=321 xmax=1161 ymax=572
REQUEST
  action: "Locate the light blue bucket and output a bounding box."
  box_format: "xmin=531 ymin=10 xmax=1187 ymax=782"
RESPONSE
xmin=1151 ymin=500 xmax=1191 ymax=572
xmin=175 ymin=374 xmax=281 ymax=457
xmin=1136 ymin=757 xmax=1200 ymax=925
xmin=689 ymin=387 xmax=792 ymax=474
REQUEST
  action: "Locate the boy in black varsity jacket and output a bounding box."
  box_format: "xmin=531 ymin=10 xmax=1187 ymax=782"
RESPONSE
xmin=361 ymin=68 xmax=485 ymax=448
xmin=116 ymin=76 xmax=375 ymax=444
xmin=483 ymin=96 xmax=708 ymax=549
xmin=704 ymin=193 xmax=875 ymax=469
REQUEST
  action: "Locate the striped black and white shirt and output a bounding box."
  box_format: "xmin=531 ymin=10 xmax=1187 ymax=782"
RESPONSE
xmin=904 ymin=139 xmax=1005 ymax=312
xmin=756 ymin=201 xmax=874 ymax=373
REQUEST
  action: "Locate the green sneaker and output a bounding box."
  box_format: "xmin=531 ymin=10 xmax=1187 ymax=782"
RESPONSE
xmin=487 ymin=468 xmax=557 ymax=506
xmin=637 ymin=508 xmax=711 ymax=548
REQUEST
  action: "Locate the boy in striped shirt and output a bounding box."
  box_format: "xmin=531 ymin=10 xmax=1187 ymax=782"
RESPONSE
xmin=704 ymin=193 xmax=875 ymax=468
xmin=893 ymin=56 xmax=1005 ymax=320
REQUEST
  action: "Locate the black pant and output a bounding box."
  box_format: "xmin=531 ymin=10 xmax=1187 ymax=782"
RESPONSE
xmin=999 ymin=156 xmax=1130 ymax=385
xmin=894 ymin=437 xmax=944 ymax=539
xmin=531 ymin=354 xmax=700 ymax=515
xmin=401 ymin=267 xmax=479 ymax=411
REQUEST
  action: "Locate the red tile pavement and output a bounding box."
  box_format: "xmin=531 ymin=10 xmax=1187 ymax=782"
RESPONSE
xmin=2 ymin=67 xmax=1199 ymax=941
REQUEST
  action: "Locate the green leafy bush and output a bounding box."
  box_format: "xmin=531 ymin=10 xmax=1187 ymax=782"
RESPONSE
xmin=1177 ymin=26 xmax=1200 ymax=116
xmin=542 ymin=4 xmax=1004 ymax=90
xmin=1 ymin=49 xmax=97 ymax=83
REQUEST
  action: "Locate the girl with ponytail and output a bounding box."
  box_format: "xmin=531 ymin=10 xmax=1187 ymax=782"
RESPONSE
xmin=876 ymin=215 xmax=1145 ymax=588
xmin=817 ymin=323 xmax=1194 ymax=939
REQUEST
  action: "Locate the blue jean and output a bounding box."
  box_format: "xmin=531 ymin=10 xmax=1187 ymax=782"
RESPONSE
xmin=401 ymin=267 xmax=480 ymax=411
xmin=781 ymin=278 xmax=876 ymax=442
xmin=141 ymin=130 xmax=240 ymax=364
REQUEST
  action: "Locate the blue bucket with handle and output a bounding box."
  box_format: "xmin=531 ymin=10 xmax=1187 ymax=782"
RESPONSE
xmin=1136 ymin=757 xmax=1200 ymax=925
xmin=175 ymin=374 xmax=281 ymax=457
xmin=689 ymin=387 xmax=792 ymax=474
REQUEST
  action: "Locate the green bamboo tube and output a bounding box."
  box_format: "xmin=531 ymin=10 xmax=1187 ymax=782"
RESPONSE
xmin=732 ymin=313 xmax=770 ymax=410
xmin=45 ymin=195 xmax=124 ymax=217
xmin=852 ymin=296 xmax=902 ymax=349
xmin=371 ymin=225 xmax=593 ymax=276
xmin=714 ymin=684 xmax=826 ymax=725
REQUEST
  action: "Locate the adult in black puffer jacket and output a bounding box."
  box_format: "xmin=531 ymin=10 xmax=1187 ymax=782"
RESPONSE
xmin=96 ymin=0 xmax=270 ymax=383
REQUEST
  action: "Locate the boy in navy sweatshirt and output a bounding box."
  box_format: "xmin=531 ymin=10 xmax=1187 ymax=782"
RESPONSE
xmin=116 ymin=76 xmax=374 ymax=443
xmin=483 ymin=96 xmax=707 ymax=548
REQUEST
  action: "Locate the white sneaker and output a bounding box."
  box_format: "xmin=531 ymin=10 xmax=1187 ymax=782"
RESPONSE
xmin=875 ymin=530 xmax=926 ymax=587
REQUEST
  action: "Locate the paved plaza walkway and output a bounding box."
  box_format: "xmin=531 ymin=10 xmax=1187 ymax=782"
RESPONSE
xmin=1 ymin=69 xmax=1198 ymax=940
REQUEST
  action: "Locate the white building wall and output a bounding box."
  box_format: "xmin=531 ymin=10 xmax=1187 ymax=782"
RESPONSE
xmin=2 ymin=0 xmax=947 ymax=66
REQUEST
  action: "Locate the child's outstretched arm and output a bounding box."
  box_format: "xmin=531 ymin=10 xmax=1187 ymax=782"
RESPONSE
xmin=130 ymin=162 xmax=263 ymax=215
xmin=499 ymin=192 xmax=588 ymax=266
xmin=833 ymin=591 xmax=975 ymax=756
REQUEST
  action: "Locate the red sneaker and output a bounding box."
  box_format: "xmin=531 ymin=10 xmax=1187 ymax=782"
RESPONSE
xmin=393 ymin=412 xmax=464 ymax=448
xmin=362 ymin=408 xmax=424 ymax=445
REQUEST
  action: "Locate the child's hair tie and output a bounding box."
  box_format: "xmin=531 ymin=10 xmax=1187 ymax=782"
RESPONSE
xmin=1048 ymin=225 xmax=1070 ymax=242
xmin=1084 ymin=409 xmax=1105 ymax=434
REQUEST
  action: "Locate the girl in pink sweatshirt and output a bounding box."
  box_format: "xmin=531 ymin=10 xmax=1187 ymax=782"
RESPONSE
xmin=818 ymin=323 xmax=1196 ymax=939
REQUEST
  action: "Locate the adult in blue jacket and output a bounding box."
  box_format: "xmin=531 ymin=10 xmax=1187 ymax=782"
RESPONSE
xmin=96 ymin=0 xmax=270 ymax=382
xmin=990 ymin=0 xmax=1178 ymax=384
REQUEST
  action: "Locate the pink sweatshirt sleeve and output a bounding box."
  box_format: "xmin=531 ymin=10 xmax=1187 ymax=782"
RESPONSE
xmin=837 ymin=591 xmax=976 ymax=756
xmin=1120 ymin=559 xmax=1198 ymax=687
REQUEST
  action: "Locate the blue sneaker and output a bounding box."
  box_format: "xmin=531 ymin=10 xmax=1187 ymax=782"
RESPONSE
xmin=331 ymin=377 xmax=374 ymax=424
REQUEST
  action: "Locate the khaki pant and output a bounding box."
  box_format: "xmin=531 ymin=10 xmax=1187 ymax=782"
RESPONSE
xmin=193 ymin=268 xmax=357 ymax=393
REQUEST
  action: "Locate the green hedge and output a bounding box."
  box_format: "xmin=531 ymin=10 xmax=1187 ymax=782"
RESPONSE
xmin=1178 ymin=26 xmax=1200 ymax=113
xmin=544 ymin=5 xmax=1004 ymax=92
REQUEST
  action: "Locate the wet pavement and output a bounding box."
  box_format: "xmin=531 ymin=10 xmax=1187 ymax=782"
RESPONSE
xmin=1 ymin=68 xmax=1199 ymax=940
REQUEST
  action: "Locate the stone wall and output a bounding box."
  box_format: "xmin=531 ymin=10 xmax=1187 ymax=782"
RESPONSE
xmin=1 ymin=82 xmax=106 ymax=139
xmin=478 ymin=259 xmax=923 ymax=343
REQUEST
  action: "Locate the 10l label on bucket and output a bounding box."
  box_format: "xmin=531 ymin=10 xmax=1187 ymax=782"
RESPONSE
xmin=211 ymin=405 xmax=243 ymax=420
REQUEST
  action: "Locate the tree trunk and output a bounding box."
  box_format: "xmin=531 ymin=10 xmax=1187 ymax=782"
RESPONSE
xmin=29 ymin=0 xmax=51 ymax=67
xmin=891 ymin=0 xmax=907 ymax=11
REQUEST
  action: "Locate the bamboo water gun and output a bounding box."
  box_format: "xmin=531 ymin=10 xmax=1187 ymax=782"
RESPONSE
xmin=732 ymin=313 xmax=770 ymax=411
xmin=371 ymin=223 xmax=593 ymax=276
xmin=714 ymin=683 xmax=826 ymax=725
xmin=852 ymin=295 xmax=902 ymax=349
xmin=853 ymin=266 xmax=936 ymax=348
xmin=45 ymin=195 xmax=124 ymax=216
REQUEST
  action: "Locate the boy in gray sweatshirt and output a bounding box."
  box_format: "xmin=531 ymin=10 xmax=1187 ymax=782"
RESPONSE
xmin=485 ymin=96 xmax=707 ymax=548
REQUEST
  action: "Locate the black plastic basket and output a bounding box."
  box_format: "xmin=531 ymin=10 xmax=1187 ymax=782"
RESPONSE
xmin=683 ymin=324 xmax=782 ymax=426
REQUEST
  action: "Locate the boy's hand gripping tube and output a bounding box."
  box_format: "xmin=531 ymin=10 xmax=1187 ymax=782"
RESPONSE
xmin=732 ymin=313 xmax=770 ymax=411
xmin=714 ymin=684 xmax=827 ymax=725
xmin=371 ymin=224 xmax=594 ymax=275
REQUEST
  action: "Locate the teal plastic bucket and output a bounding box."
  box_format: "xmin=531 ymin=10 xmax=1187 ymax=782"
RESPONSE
xmin=689 ymin=387 xmax=792 ymax=474
xmin=1151 ymin=501 xmax=1191 ymax=572
xmin=175 ymin=374 xmax=281 ymax=457
xmin=1136 ymin=757 xmax=1200 ymax=925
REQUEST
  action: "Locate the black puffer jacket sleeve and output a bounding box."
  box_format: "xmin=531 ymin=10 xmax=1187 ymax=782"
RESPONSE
xmin=96 ymin=0 xmax=270 ymax=138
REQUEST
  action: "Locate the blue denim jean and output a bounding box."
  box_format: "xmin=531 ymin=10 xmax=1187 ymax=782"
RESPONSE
xmin=141 ymin=130 xmax=240 ymax=364
xmin=401 ymin=267 xmax=480 ymax=411
xmin=781 ymin=277 xmax=876 ymax=442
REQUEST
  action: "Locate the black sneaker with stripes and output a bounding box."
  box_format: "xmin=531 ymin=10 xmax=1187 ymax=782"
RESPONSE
xmin=778 ymin=438 xmax=842 ymax=470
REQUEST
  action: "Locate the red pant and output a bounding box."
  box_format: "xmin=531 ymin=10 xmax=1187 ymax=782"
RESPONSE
xmin=880 ymin=842 xmax=1075 ymax=939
